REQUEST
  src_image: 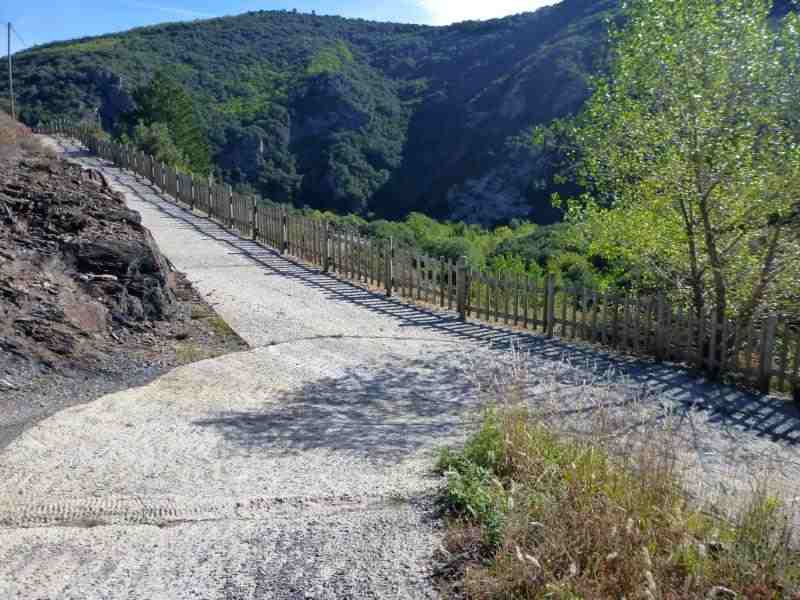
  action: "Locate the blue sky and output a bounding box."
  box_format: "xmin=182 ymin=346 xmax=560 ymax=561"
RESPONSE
xmin=2 ymin=0 xmax=558 ymax=51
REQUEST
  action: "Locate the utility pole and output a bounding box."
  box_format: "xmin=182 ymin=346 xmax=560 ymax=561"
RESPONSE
xmin=7 ymin=22 xmax=14 ymax=120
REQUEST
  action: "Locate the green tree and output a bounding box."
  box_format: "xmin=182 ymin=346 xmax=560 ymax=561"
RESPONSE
xmin=129 ymin=72 xmax=211 ymax=174
xmin=131 ymin=121 xmax=186 ymax=168
xmin=562 ymin=0 xmax=800 ymax=322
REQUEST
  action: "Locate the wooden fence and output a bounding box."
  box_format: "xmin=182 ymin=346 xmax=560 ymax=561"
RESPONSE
xmin=39 ymin=122 xmax=800 ymax=399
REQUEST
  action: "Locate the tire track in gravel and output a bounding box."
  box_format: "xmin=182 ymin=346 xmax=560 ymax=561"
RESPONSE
xmin=0 ymin=493 xmax=404 ymax=529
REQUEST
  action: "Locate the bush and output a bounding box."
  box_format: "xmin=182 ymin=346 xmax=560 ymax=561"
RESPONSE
xmin=0 ymin=110 xmax=22 ymax=156
xmin=131 ymin=121 xmax=187 ymax=170
xmin=438 ymin=409 xmax=511 ymax=546
xmin=437 ymin=398 xmax=800 ymax=598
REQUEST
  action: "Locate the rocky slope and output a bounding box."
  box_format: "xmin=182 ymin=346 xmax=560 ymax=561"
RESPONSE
xmin=0 ymin=154 xmax=177 ymax=363
xmin=0 ymin=124 xmax=247 ymax=449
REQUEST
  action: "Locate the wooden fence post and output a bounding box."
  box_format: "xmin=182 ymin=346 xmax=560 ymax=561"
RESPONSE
xmin=227 ymin=184 xmax=234 ymax=228
xmin=251 ymin=197 xmax=258 ymax=241
xmin=384 ymin=237 xmax=393 ymax=297
xmin=545 ymin=274 xmax=556 ymax=337
xmin=654 ymin=294 xmax=665 ymax=361
xmin=791 ymin=331 xmax=800 ymax=405
xmin=281 ymin=208 xmax=289 ymax=255
xmin=758 ymin=315 xmax=778 ymax=393
xmin=456 ymin=256 xmax=468 ymax=321
xmin=323 ymin=222 xmax=331 ymax=273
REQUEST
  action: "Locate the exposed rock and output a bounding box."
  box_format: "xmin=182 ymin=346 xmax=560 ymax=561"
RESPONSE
xmin=92 ymin=69 xmax=137 ymax=130
xmin=0 ymin=150 xmax=177 ymax=367
xmin=707 ymin=586 xmax=737 ymax=600
xmin=215 ymin=125 xmax=268 ymax=182
xmin=446 ymin=145 xmax=563 ymax=227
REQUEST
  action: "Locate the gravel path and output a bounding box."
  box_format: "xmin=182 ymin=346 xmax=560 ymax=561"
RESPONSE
xmin=0 ymin=140 xmax=479 ymax=599
xmin=1 ymin=138 xmax=799 ymax=599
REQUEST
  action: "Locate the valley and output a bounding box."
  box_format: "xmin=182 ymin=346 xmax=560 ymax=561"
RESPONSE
xmin=9 ymin=0 xmax=615 ymax=223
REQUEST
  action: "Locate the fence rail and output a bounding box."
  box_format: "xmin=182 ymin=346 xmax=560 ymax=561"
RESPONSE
xmin=38 ymin=122 xmax=799 ymax=399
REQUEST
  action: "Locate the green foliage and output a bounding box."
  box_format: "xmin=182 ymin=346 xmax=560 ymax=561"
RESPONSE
xmin=12 ymin=3 xmax=616 ymax=221
xmin=562 ymin=0 xmax=800 ymax=320
xmin=306 ymin=207 xmax=604 ymax=283
xmin=306 ymin=40 xmax=354 ymax=75
xmin=126 ymin=72 xmax=211 ymax=174
xmin=130 ymin=121 xmax=186 ymax=167
xmin=32 ymin=37 xmax=119 ymax=54
xmin=437 ymin=409 xmax=510 ymax=546
xmin=437 ymin=409 xmax=508 ymax=474
xmin=216 ymin=63 xmax=289 ymax=120
xmin=440 ymin=461 xmax=508 ymax=547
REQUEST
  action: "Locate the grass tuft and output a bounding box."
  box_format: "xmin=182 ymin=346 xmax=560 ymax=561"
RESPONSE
xmin=0 ymin=111 xmax=53 ymax=160
xmin=436 ymin=350 xmax=800 ymax=599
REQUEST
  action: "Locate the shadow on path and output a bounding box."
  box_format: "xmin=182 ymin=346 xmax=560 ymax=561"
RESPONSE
xmin=65 ymin=144 xmax=800 ymax=447
xmin=196 ymin=356 xmax=477 ymax=461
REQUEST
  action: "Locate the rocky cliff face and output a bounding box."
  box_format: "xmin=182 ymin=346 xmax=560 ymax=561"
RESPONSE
xmin=94 ymin=70 xmax=137 ymax=130
xmin=0 ymin=151 xmax=177 ymax=364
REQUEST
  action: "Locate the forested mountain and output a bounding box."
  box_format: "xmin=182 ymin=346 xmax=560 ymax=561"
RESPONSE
xmin=8 ymin=0 xmax=794 ymax=224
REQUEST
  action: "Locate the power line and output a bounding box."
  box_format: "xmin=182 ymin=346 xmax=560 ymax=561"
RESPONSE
xmin=10 ymin=23 xmax=25 ymax=49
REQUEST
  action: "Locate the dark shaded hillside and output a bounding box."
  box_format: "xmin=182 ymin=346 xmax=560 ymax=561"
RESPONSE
xmin=16 ymin=0 xmax=792 ymax=225
xmin=10 ymin=0 xmax=619 ymax=224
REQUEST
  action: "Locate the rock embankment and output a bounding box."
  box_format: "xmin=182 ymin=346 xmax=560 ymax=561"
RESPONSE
xmin=0 ymin=131 xmax=247 ymax=450
xmin=0 ymin=157 xmax=177 ymax=363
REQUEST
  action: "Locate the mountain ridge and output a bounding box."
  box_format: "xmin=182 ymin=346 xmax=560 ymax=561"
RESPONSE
xmin=9 ymin=0 xmax=794 ymax=224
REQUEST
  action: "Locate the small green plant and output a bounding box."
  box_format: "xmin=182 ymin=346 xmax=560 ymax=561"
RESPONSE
xmin=440 ymin=461 xmax=507 ymax=547
xmin=437 ymin=409 xmax=510 ymax=547
xmin=205 ymin=315 xmax=236 ymax=338
xmin=174 ymin=343 xmax=209 ymax=364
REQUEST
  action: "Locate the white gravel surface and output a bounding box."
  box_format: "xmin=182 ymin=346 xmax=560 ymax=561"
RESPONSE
xmin=1 ymin=138 xmax=799 ymax=599
xmin=1 ymin=139 xmax=480 ymax=600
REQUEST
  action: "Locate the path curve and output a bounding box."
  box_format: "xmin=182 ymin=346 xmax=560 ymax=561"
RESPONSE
xmin=0 ymin=139 xmax=487 ymax=599
xmin=1 ymin=138 xmax=799 ymax=599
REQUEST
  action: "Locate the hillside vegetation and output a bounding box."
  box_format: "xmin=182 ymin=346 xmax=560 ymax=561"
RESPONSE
xmin=9 ymin=1 xmax=795 ymax=227
xmin=10 ymin=0 xmax=798 ymax=322
xmin=9 ymin=0 xmax=617 ymax=223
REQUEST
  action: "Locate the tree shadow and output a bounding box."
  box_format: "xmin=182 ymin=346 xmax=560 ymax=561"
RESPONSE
xmin=195 ymin=354 xmax=479 ymax=462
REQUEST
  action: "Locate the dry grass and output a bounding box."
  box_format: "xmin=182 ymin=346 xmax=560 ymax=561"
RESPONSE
xmin=0 ymin=110 xmax=22 ymax=160
xmin=174 ymin=342 xmax=213 ymax=365
xmin=19 ymin=134 xmax=56 ymax=157
xmin=0 ymin=110 xmax=53 ymax=159
xmin=436 ymin=347 xmax=800 ymax=599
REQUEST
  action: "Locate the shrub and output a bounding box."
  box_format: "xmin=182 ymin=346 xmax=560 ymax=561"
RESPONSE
xmin=436 ymin=354 xmax=800 ymax=598
xmin=131 ymin=121 xmax=187 ymax=169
